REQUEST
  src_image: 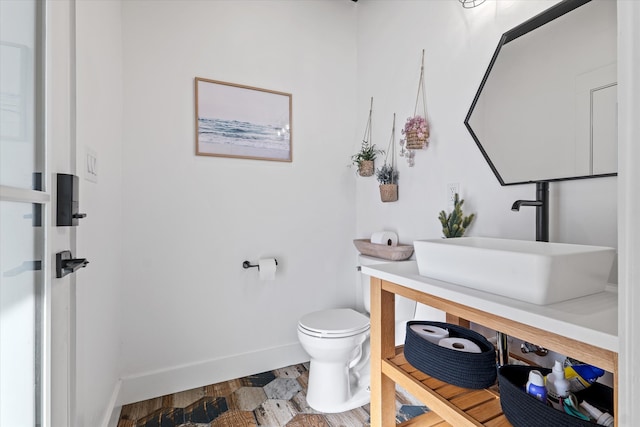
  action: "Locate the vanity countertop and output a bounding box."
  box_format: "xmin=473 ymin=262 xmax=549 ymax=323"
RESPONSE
xmin=362 ymin=261 xmax=618 ymax=354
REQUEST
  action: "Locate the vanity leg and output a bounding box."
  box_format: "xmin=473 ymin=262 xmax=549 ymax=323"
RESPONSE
xmin=370 ymin=277 xmax=396 ymax=427
xmin=496 ymin=331 xmax=509 ymax=366
xmin=446 ymin=313 xmax=470 ymax=329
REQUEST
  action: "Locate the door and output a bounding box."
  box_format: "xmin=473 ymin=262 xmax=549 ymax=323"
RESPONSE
xmin=1 ymin=1 xmax=47 ymax=425
xmin=1 ymin=0 xmax=76 ymax=426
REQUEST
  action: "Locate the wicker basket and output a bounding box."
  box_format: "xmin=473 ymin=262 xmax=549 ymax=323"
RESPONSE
xmin=405 ymin=129 xmax=429 ymax=150
xmin=358 ymin=160 xmax=374 ymax=177
xmin=379 ymin=184 xmax=398 ymax=202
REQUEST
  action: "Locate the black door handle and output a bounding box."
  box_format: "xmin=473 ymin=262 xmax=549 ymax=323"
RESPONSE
xmin=56 ymin=250 xmax=89 ymax=278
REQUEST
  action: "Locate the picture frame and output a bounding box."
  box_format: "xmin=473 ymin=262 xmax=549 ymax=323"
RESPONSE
xmin=195 ymin=77 xmax=292 ymax=162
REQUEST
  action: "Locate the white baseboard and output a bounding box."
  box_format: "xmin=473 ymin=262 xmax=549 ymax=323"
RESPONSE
xmin=102 ymin=379 xmax=122 ymax=427
xmin=114 ymin=342 xmax=308 ymax=407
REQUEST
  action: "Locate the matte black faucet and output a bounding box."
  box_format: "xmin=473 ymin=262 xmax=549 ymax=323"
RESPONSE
xmin=511 ymin=182 xmax=549 ymax=242
xmin=504 ymin=182 xmax=551 ymax=363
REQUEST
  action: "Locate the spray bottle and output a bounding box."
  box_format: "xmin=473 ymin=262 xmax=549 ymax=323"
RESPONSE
xmin=546 ymin=360 xmax=570 ymax=410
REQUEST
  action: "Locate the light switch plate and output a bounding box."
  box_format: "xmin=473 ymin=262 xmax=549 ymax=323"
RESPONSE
xmin=447 ymin=182 xmax=459 ymax=206
xmin=85 ymin=146 xmax=97 ymax=183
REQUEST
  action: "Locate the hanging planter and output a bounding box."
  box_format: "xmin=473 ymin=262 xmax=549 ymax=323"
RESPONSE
xmin=403 ymin=115 xmax=429 ymax=150
xmin=376 ymin=114 xmax=399 ymax=203
xmin=352 ymin=97 xmax=383 ymax=177
xmin=379 ymin=182 xmax=398 ymax=203
xmin=358 ymin=160 xmax=375 ymax=177
xmin=400 ymin=50 xmax=430 ymax=166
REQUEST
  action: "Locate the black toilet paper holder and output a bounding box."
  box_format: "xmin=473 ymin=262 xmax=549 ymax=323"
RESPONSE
xmin=242 ymin=259 xmax=278 ymax=270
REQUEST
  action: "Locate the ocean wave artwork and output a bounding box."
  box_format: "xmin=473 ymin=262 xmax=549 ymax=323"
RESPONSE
xmin=198 ymin=117 xmax=290 ymax=160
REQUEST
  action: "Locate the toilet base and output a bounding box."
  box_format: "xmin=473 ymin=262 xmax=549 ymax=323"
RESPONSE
xmin=306 ymin=363 xmax=371 ymax=413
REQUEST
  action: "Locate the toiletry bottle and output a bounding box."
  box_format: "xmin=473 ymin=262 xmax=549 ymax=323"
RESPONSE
xmin=525 ymin=370 xmax=547 ymax=403
xmin=546 ymin=360 xmax=570 ymax=410
xmin=580 ymin=401 xmax=614 ymax=426
xmin=564 ymin=364 xmax=605 ymax=392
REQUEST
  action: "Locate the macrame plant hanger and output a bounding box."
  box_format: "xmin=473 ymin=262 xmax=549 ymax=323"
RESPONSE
xmin=385 ymin=113 xmax=397 ymax=183
xmin=400 ymin=49 xmax=429 ymax=167
xmin=362 ymin=97 xmax=373 ymax=149
xmin=379 ymin=113 xmax=399 ymax=202
xmin=353 ymin=97 xmax=376 ymax=177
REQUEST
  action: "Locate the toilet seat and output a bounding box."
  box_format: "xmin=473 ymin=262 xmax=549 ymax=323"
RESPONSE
xmin=298 ymin=308 xmax=370 ymax=338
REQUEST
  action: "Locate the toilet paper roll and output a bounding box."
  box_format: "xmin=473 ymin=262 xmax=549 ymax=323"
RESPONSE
xmin=438 ymin=337 xmax=482 ymax=353
xmin=410 ymin=324 xmax=449 ymax=344
xmin=370 ymin=231 xmax=398 ymax=246
xmin=258 ymin=258 xmax=277 ymax=281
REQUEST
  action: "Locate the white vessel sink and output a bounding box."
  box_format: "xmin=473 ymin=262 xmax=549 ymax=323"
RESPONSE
xmin=413 ymin=237 xmax=615 ymax=305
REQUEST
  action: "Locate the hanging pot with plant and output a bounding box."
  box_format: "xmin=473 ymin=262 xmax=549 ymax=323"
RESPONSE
xmin=352 ymin=97 xmax=383 ymax=177
xmin=377 ymin=164 xmax=398 ymax=202
xmin=376 ymin=114 xmax=399 ymax=202
xmin=399 ymin=49 xmax=430 ymax=167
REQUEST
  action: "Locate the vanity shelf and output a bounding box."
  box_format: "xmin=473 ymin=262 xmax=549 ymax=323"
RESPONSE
xmin=364 ymin=261 xmax=618 ymax=427
xmin=387 ymin=347 xmax=509 ymax=427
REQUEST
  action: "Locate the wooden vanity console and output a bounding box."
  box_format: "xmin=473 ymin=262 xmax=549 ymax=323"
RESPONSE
xmin=363 ymin=261 xmax=618 ymax=427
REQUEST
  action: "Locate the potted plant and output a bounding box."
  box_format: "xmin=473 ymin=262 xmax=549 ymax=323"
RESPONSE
xmin=438 ymin=193 xmax=475 ymax=237
xmin=376 ymin=114 xmax=399 ymax=202
xmin=352 ymin=97 xmax=382 ymax=177
xmin=399 ymin=50 xmax=430 ymax=157
xmin=376 ymin=164 xmax=398 ymax=202
xmin=352 ymin=140 xmax=383 ymax=177
xmin=401 ymin=114 xmax=429 ymax=150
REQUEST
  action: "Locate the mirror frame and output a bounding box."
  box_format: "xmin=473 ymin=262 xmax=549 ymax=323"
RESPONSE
xmin=464 ymin=0 xmax=617 ymax=186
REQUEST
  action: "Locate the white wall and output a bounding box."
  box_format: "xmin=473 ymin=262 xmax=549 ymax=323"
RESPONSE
xmin=75 ymin=0 xmax=124 ymax=425
xmin=354 ymin=0 xmax=617 ymax=266
xmin=118 ymin=0 xmax=358 ymax=403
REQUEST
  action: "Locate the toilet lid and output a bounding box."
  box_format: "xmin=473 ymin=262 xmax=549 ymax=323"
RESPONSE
xmin=298 ymin=308 xmax=370 ymax=338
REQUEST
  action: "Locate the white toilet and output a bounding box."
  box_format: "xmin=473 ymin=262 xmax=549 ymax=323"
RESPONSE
xmin=297 ymin=255 xmax=417 ymax=413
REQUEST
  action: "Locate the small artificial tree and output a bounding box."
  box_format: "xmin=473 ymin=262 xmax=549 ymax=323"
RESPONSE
xmin=438 ymin=193 xmax=475 ymax=238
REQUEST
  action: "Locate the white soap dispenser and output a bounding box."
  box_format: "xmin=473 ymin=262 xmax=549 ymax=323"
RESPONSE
xmin=546 ymin=360 xmax=571 ymax=410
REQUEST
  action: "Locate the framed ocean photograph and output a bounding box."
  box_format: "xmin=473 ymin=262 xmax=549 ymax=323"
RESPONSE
xmin=195 ymin=77 xmax=292 ymax=162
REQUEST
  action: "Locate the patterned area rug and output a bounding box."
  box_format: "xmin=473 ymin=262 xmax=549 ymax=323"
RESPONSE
xmin=118 ymin=363 xmax=428 ymax=426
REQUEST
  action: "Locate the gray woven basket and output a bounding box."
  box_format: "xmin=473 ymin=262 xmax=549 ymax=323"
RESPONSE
xmin=404 ymin=321 xmax=497 ymax=389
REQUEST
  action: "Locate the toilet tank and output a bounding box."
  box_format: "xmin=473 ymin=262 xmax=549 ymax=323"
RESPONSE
xmin=359 ymin=255 xmax=416 ymax=322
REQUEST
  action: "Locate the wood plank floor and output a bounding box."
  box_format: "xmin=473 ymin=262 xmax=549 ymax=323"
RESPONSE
xmin=117 ymin=362 xmax=428 ymax=427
